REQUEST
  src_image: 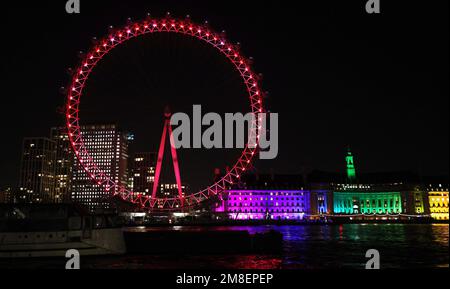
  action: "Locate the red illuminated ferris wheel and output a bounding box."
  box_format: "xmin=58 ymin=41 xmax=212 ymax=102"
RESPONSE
xmin=66 ymin=15 xmax=264 ymax=211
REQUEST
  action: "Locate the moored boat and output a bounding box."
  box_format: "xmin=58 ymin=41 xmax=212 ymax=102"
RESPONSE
xmin=0 ymin=204 xmax=126 ymax=258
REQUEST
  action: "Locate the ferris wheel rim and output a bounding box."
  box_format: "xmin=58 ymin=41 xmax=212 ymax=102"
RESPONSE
xmin=66 ymin=17 xmax=265 ymax=211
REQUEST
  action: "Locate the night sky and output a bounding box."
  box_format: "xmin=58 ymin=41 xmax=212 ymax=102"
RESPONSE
xmin=1 ymin=0 xmax=448 ymax=190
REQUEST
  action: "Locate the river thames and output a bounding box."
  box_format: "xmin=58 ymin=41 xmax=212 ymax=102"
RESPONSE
xmin=1 ymin=224 xmax=448 ymax=269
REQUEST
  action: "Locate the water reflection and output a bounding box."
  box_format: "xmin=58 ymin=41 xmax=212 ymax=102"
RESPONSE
xmin=0 ymin=224 xmax=447 ymax=269
xmin=125 ymin=224 xmax=449 ymax=269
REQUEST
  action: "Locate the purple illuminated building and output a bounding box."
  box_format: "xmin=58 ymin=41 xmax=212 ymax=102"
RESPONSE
xmin=214 ymin=190 xmax=310 ymax=220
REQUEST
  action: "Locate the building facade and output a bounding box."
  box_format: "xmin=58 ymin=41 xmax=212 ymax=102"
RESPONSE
xmin=400 ymin=185 xmax=427 ymax=215
xmin=213 ymin=174 xmax=310 ymax=220
xmin=0 ymin=188 xmax=12 ymax=204
xmin=215 ymin=190 xmax=309 ymax=220
xmin=309 ymin=187 xmax=333 ymax=216
xmin=212 ymin=150 xmax=449 ymax=221
xmin=18 ymin=138 xmax=56 ymax=203
xmin=71 ymin=125 xmax=130 ymax=211
xmin=333 ymin=189 xmax=402 ymax=215
xmin=50 ymin=127 xmax=73 ymax=203
xmin=131 ymin=152 xmax=156 ymax=196
xmin=428 ymin=185 xmax=449 ymax=220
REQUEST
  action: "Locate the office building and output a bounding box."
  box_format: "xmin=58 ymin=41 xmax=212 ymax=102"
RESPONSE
xmin=131 ymin=152 xmax=156 ymax=196
xmin=50 ymin=127 xmax=73 ymax=203
xmin=18 ymin=138 xmax=56 ymax=203
xmin=71 ymin=125 xmax=130 ymax=211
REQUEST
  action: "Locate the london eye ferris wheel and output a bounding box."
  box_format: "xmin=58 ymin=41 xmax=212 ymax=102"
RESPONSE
xmin=66 ymin=14 xmax=265 ymax=211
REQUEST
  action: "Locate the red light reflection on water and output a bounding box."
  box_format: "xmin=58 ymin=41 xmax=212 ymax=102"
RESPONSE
xmin=84 ymin=255 xmax=283 ymax=270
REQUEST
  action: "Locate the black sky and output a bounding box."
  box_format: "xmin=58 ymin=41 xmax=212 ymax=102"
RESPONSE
xmin=1 ymin=0 xmax=449 ymax=190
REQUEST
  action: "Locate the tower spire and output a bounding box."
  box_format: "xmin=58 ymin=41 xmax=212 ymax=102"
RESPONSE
xmin=346 ymin=146 xmax=357 ymax=183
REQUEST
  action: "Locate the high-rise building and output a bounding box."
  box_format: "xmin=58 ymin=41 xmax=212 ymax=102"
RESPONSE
xmin=132 ymin=152 xmax=156 ymax=196
xmin=18 ymin=138 xmax=56 ymax=203
xmin=50 ymin=127 xmax=73 ymax=203
xmin=71 ymin=125 xmax=130 ymax=211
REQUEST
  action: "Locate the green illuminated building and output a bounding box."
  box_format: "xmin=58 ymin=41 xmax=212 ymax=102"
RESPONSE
xmin=333 ymin=191 xmax=402 ymax=214
xmin=333 ymin=149 xmax=405 ymax=215
xmin=346 ymin=148 xmax=356 ymax=183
